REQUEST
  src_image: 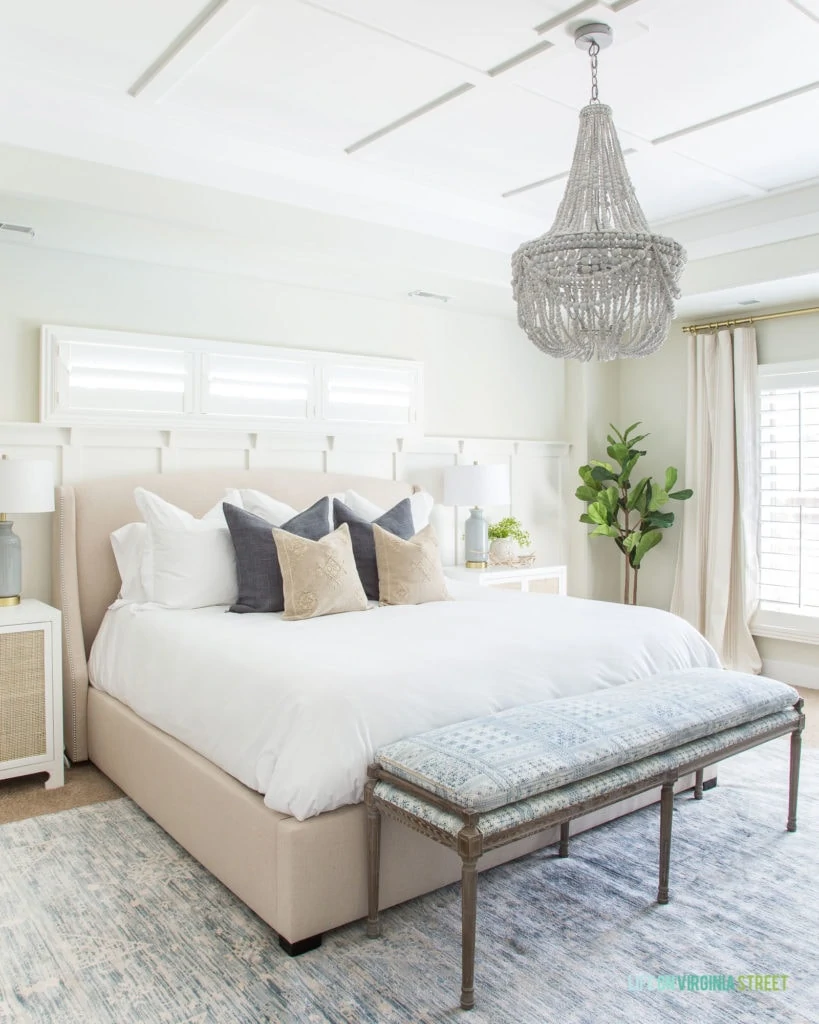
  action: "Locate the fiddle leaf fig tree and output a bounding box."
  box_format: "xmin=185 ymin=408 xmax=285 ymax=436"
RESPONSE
xmin=576 ymin=422 xmax=693 ymax=605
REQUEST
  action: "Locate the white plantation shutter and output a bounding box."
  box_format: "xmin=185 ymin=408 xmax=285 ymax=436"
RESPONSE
xmin=759 ymin=362 xmax=819 ymax=615
xmin=54 ymin=338 xmax=191 ymax=416
xmin=202 ymin=352 xmax=314 ymax=422
xmin=40 ymin=326 xmax=423 ymax=434
xmin=321 ymin=362 xmax=420 ymax=427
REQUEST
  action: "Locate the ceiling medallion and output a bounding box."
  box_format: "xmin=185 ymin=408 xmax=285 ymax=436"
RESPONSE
xmin=511 ymin=23 xmax=686 ymax=362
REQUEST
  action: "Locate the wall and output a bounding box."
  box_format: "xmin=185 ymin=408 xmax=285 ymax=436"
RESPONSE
xmin=620 ymin=307 xmax=819 ymax=687
xmin=0 ymin=242 xmax=563 ymax=440
xmin=0 ymin=239 xmax=569 ymax=606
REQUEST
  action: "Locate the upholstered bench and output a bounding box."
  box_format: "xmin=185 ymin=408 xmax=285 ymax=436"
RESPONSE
xmin=364 ymin=669 xmax=805 ymax=1010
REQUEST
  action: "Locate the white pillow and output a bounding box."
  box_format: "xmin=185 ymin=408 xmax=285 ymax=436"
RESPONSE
xmin=110 ymin=522 xmax=149 ymax=603
xmin=342 ymin=489 xmax=433 ymax=533
xmin=237 ymin=488 xmax=341 ymax=530
xmin=134 ymin=488 xmax=242 ymax=609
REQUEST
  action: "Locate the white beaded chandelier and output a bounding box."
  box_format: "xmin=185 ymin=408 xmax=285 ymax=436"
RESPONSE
xmin=512 ymin=24 xmax=686 ymax=362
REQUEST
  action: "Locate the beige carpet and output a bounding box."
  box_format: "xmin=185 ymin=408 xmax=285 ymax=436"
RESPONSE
xmin=0 ymin=762 xmax=122 ymax=825
xmin=1 ymin=688 xmax=816 ymax=826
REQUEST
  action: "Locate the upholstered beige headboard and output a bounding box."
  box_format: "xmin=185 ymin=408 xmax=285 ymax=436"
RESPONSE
xmin=53 ymin=468 xmax=414 ymax=762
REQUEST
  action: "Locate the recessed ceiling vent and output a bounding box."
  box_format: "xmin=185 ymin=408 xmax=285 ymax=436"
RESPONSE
xmin=0 ymin=222 xmax=35 ymax=238
xmin=408 ymin=290 xmax=451 ymax=303
xmin=737 ymin=299 xmax=760 ymax=306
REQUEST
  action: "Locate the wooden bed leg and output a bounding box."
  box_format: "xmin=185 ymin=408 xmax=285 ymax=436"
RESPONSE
xmin=787 ymin=715 xmax=803 ymax=833
xmin=558 ymin=820 xmax=570 ymax=858
xmin=461 ymin=856 xmax=478 ymax=1011
xmin=365 ymin=780 xmax=382 ymax=938
xmin=278 ymin=933 xmax=322 ymax=956
xmin=657 ymin=781 xmax=674 ymax=905
xmin=694 ymin=768 xmax=704 ymax=800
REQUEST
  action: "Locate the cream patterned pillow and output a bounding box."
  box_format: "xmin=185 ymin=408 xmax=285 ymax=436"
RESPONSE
xmin=373 ymin=523 xmax=450 ymax=606
xmin=273 ymin=523 xmax=369 ymax=620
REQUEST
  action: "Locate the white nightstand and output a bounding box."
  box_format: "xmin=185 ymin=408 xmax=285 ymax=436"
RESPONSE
xmin=444 ymin=564 xmax=567 ymax=596
xmin=0 ymin=599 xmax=64 ymax=789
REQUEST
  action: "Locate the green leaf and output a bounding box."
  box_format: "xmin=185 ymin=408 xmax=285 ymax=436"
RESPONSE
xmin=578 ymin=465 xmax=602 ymax=491
xmin=579 ymin=513 xmax=597 ymax=525
xmin=618 ymin=453 xmax=640 ymax=486
xmin=575 ymin=485 xmax=600 ymax=503
xmin=607 ymin=443 xmax=631 ymax=466
xmin=622 ymin=531 xmax=641 ymax=553
xmin=627 ymin=478 xmax=649 ymax=511
xmin=669 ymin=488 xmax=693 ymax=501
xmin=608 ymin=424 xmax=625 ymax=442
xmin=590 ymin=465 xmax=618 ymax=484
xmin=589 ymin=460 xmax=615 ymax=471
xmin=621 ymin=421 xmax=642 ymax=440
xmin=586 ymin=502 xmax=609 ymax=526
xmin=591 ymin=524 xmax=619 ymax=538
xmin=643 ymin=511 xmax=675 ymax=529
xmin=648 ymin=488 xmax=669 ymax=511
xmin=632 ymin=529 xmax=663 ymax=567
xmin=627 ymin=434 xmax=649 ymax=447
xmin=599 ymin=485 xmax=620 ymax=513
xmin=664 ymin=466 xmax=678 ymax=492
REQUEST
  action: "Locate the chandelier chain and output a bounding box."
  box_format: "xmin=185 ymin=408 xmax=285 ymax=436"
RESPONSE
xmin=589 ymin=41 xmax=599 ymax=103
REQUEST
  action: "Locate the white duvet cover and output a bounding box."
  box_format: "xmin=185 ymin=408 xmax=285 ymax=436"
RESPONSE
xmin=89 ymin=584 xmax=720 ymax=819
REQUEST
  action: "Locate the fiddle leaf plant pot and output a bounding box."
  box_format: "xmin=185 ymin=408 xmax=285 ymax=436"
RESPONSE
xmin=488 ymin=517 xmax=531 ymax=563
xmin=576 ymin=422 xmax=693 ymax=605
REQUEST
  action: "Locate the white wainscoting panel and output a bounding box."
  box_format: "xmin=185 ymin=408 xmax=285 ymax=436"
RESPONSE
xmin=0 ymin=422 xmax=570 ymax=605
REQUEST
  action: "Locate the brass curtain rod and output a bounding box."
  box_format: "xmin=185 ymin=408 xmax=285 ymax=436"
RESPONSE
xmin=682 ymin=304 xmax=819 ymax=334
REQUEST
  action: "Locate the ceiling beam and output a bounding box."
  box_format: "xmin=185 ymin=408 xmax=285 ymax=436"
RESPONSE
xmin=128 ymin=0 xmax=259 ymax=102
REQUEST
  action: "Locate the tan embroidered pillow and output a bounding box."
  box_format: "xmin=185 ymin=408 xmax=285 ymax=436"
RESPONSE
xmin=273 ymin=522 xmax=369 ymax=620
xmin=373 ymin=523 xmax=450 ymax=606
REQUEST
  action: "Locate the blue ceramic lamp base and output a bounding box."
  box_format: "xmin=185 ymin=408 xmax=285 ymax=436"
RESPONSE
xmin=464 ymin=507 xmax=489 ymax=568
xmin=0 ymin=518 xmax=22 ymax=606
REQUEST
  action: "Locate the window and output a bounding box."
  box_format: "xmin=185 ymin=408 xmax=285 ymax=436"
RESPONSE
xmin=40 ymin=325 xmax=423 ymax=434
xmin=758 ymin=361 xmax=819 ymax=628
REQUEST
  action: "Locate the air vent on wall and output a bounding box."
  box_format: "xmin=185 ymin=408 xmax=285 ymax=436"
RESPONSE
xmin=0 ymin=222 xmax=35 ymax=238
xmin=738 ymin=299 xmax=760 ymax=306
xmin=408 ymin=290 xmax=451 ymax=303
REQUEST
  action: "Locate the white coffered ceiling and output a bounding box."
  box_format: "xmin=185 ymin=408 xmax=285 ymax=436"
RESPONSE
xmin=0 ymin=0 xmax=816 ymax=315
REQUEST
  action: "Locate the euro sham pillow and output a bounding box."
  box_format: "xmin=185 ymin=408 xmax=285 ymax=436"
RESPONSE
xmin=373 ymin=523 xmax=450 ymax=606
xmin=134 ymin=488 xmax=243 ymax=608
xmin=235 ymin=488 xmax=341 ymax=530
xmin=332 ymin=497 xmax=415 ymax=600
xmin=223 ymin=497 xmax=331 ymax=613
xmin=342 ymin=489 xmax=433 ymax=534
xmin=273 ymin=523 xmax=369 ymax=621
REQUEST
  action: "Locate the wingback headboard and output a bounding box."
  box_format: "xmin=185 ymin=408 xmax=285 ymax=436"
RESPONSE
xmin=53 ymin=468 xmax=414 ymax=762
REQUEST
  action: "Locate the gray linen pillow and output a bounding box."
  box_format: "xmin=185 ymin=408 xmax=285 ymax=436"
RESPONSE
xmin=332 ymin=497 xmax=415 ymax=600
xmin=224 ymin=498 xmax=331 ymax=613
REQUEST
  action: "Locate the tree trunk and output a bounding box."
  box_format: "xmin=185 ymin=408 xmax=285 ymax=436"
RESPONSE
xmin=632 ymin=568 xmax=638 ymax=605
xmin=623 ymin=552 xmax=630 ymax=604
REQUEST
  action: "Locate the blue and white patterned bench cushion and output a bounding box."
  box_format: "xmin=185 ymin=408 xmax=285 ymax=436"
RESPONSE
xmin=374 ymin=708 xmax=801 ymax=837
xmin=374 ymin=670 xmax=799 ymax=813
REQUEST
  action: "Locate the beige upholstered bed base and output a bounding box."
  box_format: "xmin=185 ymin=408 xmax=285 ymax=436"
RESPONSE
xmin=88 ymin=685 xmax=710 ymax=944
xmin=54 ymin=466 xmax=714 ymax=947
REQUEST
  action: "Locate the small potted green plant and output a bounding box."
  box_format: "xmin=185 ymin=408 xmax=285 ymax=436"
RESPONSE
xmin=488 ymin=517 xmax=531 ymax=562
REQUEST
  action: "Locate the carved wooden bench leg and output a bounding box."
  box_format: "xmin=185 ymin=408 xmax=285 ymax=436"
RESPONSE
xmin=460 ymin=856 xmax=478 ymax=1011
xmin=693 ymin=768 xmax=704 ymax=800
xmin=657 ymin=780 xmax=675 ymax=905
xmin=365 ymin=780 xmax=382 ymax=938
xmin=558 ymin=820 xmax=570 ymax=858
xmin=787 ymin=706 xmax=804 ymax=832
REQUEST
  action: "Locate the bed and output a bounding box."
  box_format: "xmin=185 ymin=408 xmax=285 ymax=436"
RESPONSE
xmin=53 ymin=467 xmax=719 ymax=950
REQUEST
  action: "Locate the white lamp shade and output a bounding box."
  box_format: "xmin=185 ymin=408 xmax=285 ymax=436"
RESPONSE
xmin=443 ymin=463 xmax=510 ymax=507
xmin=0 ymin=458 xmax=55 ymax=513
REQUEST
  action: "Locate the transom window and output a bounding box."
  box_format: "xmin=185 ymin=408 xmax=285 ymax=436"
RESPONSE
xmin=40 ymin=325 xmax=423 ymax=435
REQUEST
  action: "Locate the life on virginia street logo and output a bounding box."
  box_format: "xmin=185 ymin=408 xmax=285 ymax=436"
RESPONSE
xmin=627 ymin=973 xmax=789 ymax=993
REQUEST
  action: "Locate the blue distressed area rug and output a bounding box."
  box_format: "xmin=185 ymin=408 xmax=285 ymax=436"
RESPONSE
xmin=0 ymin=738 xmax=816 ymax=1024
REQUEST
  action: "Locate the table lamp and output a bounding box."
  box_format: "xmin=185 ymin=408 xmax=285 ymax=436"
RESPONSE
xmin=443 ymin=462 xmax=511 ymax=568
xmin=0 ymin=455 xmax=55 ymax=606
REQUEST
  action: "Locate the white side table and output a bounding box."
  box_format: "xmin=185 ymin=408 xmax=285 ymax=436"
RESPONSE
xmin=444 ymin=564 xmax=567 ymax=596
xmin=0 ymin=599 xmax=64 ymax=789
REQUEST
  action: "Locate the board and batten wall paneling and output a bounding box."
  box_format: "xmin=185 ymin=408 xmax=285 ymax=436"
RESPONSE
xmin=0 ymin=423 xmax=570 ymax=606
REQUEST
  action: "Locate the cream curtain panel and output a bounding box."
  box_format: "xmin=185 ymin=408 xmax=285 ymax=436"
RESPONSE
xmin=671 ymin=326 xmax=761 ymax=672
